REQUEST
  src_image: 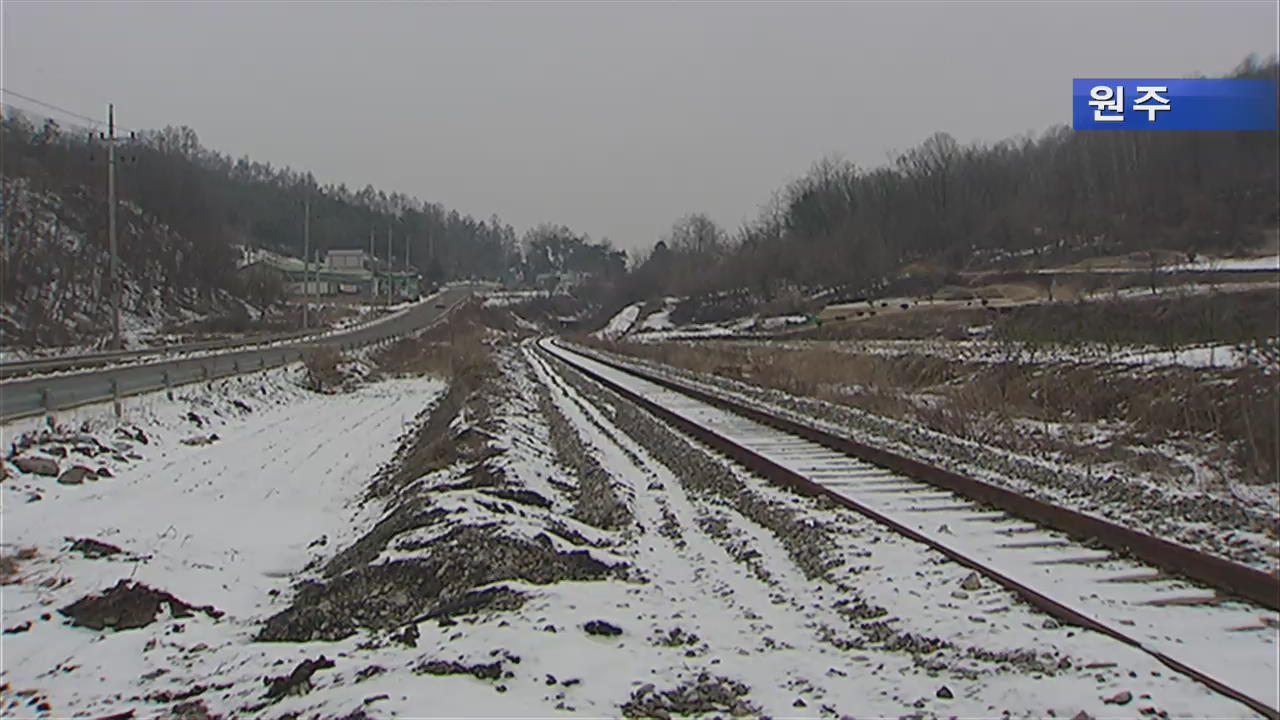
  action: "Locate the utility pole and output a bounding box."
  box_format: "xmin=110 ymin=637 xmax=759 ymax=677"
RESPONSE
xmin=302 ymin=197 xmax=310 ymax=330
xmin=106 ymin=104 xmax=121 ymax=350
xmin=87 ymin=107 xmax=135 ymax=350
xmin=386 ymin=224 xmax=393 ymax=306
xmin=368 ymin=228 xmax=375 ymax=298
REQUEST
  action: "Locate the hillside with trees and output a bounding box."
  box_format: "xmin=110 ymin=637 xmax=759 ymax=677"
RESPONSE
xmin=1 ymin=108 xmax=531 ymax=348
xmin=615 ymin=56 xmax=1279 ymax=314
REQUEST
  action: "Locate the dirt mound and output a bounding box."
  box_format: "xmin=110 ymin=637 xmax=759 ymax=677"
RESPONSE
xmin=59 ymin=580 xmax=222 ymax=631
xmin=257 ymin=525 xmax=622 ymax=642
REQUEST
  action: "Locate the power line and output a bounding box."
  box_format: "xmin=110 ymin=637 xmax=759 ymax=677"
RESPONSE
xmin=0 ymin=87 xmax=137 ymax=133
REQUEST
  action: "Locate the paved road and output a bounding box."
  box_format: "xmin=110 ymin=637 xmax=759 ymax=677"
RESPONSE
xmin=0 ymin=288 xmax=471 ymax=422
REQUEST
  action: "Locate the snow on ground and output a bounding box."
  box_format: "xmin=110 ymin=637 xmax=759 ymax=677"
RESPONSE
xmin=1172 ymin=254 xmax=1280 ymax=272
xmin=1 ymin=366 xmax=445 ymax=718
xmin=481 ymin=289 xmax=551 ymax=308
xmin=0 ymin=339 xmax=1265 ymax=718
xmin=738 ymin=337 xmax=1260 ymax=371
xmin=638 ymin=309 xmax=673 ymax=332
xmin=595 ymin=303 xmax=642 ymax=340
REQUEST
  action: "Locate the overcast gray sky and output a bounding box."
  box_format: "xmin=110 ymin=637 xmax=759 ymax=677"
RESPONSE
xmin=3 ymin=1 xmax=1276 ymax=249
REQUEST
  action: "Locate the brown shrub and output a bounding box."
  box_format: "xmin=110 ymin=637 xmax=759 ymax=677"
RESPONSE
xmin=302 ymin=348 xmax=346 ymax=392
xmin=594 ymin=338 xmax=1278 ymax=484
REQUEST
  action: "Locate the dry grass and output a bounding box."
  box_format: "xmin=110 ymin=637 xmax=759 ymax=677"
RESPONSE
xmin=370 ymin=300 xmax=511 ymax=380
xmin=1 ymin=546 xmax=38 ymax=585
xmin=301 ymin=348 xmax=347 ymax=393
xmin=993 ymin=288 xmax=1278 ymax=348
xmin=591 ymin=338 xmax=1278 ymax=484
xmin=365 ymin=300 xmax=514 ymax=498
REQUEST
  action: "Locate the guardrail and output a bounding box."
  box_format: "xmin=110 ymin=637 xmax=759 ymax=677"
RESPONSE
xmin=0 ymin=290 xmax=471 ymax=423
xmin=0 ymin=298 xmax=435 ymax=380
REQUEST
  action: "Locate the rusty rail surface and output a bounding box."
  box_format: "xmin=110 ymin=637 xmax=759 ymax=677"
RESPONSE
xmin=541 ymin=339 xmax=1279 ymax=719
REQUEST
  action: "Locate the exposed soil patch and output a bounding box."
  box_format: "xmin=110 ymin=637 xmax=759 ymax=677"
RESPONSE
xmin=262 ymin=655 xmax=335 ymax=700
xmin=66 ymin=537 xmax=124 ymax=559
xmin=59 ymin=580 xmax=223 ymax=631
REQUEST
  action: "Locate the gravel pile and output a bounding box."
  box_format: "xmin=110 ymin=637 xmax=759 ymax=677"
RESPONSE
xmin=620 ymin=674 xmax=756 ymax=718
xmin=259 ymin=347 xmax=635 ymax=644
xmin=257 ymin=524 xmax=620 ymax=641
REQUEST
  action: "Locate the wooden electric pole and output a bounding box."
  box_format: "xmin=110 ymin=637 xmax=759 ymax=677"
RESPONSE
xmin=301 ymin=197 xmax=310 ymax=330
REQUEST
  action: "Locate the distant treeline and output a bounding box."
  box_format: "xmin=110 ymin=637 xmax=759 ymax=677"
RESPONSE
xmin=1 ymin=109 xmax=531 ymax=305
xmin=615 ymin=56 xmax=1279 ymax=307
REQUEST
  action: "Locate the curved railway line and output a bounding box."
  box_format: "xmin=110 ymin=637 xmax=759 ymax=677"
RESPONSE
xmin=538 ymin=337 xmax=1280 ymax=719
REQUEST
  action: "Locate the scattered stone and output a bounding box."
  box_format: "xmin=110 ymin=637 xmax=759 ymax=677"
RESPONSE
xmin=960 ymin=572 xmax=982 ymax=591
xmin=67 ymin=537 xmax=124 ymax=559
xmin=545 ymin=674 xmax=558 ymax=686
xmin=620 ymin=673 xmax=752 ymax=718
xmin=936 ymin=685 xmax=953 ymax=699
xmin=43 ymin=446 xmax=68 ymax=458
xmin=3 ymin=621 xmax=31 ymax=634
xmin=951 ymin=590 xmax=969 ymax=600
xmin=417 ymin=660 xmax=502 ymax=681
xmin=166 ymin=696 xmax=218 ymax=712
xmin=1071 ymin=712 xmax=1093 ymax=720
xmin=391 ymin=623 xmax=419 ymax=648
xmin=179 ymin=434 xmax=219 ymax=447
xmin=57 ymin=466 xmax=94 ymax=485
xmin=58 ymin=579 xmax=223 ymax=631
xmin=1105 ymin=691 xmax=1133 ymax=706
xmin=794 ymin=698 xmax=807 ymax=708
xmin=14 ymin=456 xmax=59 ymax=476
xmin=262 ymin=655 xmax=335 ymax=700
xmin=1042 ymin=618 xmax=1059 ymax=629
xmin=96 ymin=466 xmax=113 ymax=478
xmin=584 ymin=619 xmax=623 ymax=637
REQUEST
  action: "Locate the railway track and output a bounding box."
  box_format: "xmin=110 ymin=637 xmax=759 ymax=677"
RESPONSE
xmin=539 ymin=337 xmax=1280 ymax=719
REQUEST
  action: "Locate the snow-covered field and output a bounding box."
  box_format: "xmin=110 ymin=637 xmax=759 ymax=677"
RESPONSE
xmin=594 ymin=302 xmax=642 ymax=340
xmin=0 ymin=333 xmax=1267 ymax=718
xmin=730 ymin=337 xmax=1264 ymax=371
xmin=595 ymin=302 xmax=809 ymax=344
xmin=1 ymin=366 xmax=445 ymax=718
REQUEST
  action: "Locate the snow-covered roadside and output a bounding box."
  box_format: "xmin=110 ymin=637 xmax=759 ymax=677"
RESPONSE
xmin=1 ymin=293 xmax=440 ymax=385
xmin=1 ymin=367 xmax=445 ymax=718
